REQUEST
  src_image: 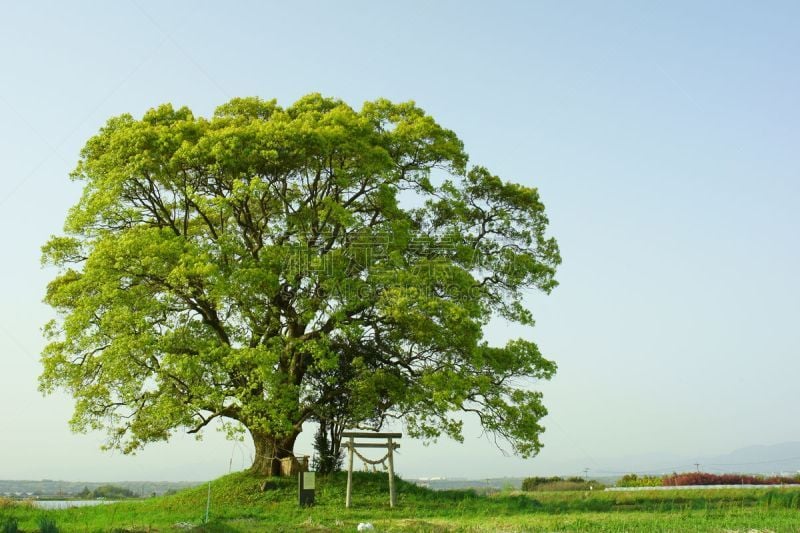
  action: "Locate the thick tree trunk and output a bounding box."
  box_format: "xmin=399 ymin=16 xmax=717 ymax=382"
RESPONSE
xmin=249 ymin=429 xmax=301 ymax=476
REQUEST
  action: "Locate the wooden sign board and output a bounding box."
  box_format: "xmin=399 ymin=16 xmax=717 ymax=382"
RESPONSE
xmin=298 ymin=471 xmax=315 ymax=506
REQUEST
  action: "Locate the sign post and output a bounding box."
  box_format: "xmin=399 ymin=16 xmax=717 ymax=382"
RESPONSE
xmin=298 ymin=471 xmax=316 ymax=506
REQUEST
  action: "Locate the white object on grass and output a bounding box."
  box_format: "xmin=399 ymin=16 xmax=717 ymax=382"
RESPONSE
xmin=357 ymin=523 xmax=375 ymax=531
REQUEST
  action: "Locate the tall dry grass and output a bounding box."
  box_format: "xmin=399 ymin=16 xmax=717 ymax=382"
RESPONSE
xmin=0 ymin=497 xmax=33 ymax=509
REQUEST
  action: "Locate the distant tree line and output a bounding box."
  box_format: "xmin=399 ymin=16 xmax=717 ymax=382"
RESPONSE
xmin=76 ymin=484 xmax=137 ymax=499
xmin=521 ymin=476 xmax=604 ymax=492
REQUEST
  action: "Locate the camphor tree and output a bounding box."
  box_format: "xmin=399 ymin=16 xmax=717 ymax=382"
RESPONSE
xmin=41 ymin=94 xmax=560 ymax=476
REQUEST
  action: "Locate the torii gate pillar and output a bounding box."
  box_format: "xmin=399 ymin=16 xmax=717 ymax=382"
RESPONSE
xmin=342 ymin=431 xmax=402 ymax=508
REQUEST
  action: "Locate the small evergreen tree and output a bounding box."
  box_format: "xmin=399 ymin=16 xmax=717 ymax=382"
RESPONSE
xmin=312 ymin=419 xmax=343 ymax=474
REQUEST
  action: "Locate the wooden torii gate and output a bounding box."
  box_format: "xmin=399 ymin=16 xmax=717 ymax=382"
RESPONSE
xmin=342 ymin=431 xmax=401 ymax=508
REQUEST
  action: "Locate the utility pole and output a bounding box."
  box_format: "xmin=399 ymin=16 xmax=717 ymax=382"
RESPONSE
xmin=694 ymin=463 xmax=700 ymax=472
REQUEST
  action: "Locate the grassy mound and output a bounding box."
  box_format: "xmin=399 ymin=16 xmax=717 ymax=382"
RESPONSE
xmin=2 ymin=471 xmax=800 ymax=531
xmin=0 ymin=472 xmax=498 ymax=531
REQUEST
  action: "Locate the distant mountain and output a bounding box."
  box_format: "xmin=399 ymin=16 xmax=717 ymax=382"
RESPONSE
xmin=691 ymin=442 xmax=800 ymax=475
xmin=539 ymin=442 xmax=800 ymax=478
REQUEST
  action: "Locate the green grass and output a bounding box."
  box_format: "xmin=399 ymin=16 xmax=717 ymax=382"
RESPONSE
xmin=1 ymin=472 xmax=800 ymax=531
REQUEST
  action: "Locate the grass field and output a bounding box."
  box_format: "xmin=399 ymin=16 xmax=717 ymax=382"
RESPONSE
xmin=2 ymin=471 xmax=800 ymax=532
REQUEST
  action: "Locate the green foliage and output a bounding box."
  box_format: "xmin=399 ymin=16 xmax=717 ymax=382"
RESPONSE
xmin=41 ymin=94 xmax=560 ymax=471
xmin=311 ymin=421 xmax=343 ymax=475
xmin=616 ymin=474 xmax=664 ymax=487
xmin=77 ymin=484 xmax=137 ymax=499
xmin=522 ymin=476 xmax=574 ymax=490
xmin=4 ymin=472 xmax=800 ymax=531
xmin=36 ymin=515 xmax=59 ymax=533
xmin=0 ymin=516 xmax=18 ymax=533
xmin=522 ymin=476 xmax=605 ymax=492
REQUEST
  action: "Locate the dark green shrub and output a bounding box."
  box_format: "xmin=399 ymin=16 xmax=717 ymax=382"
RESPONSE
xmin=1 ymin=517 xmax=19 ymax=533
xmin=616 ymin=474 xmax=663 ymax=487
xmin=37 ymin=515 xmax=59 ymax=533
xmin=522 ymin=476 xmax=605 ymax=492
xmin=89 ymin=484 xmax=137 ymax=499
xmin=311 ymin=421 xmax=343 ymax=475
xmin=521 ymin=476 xmax=562 ymax=491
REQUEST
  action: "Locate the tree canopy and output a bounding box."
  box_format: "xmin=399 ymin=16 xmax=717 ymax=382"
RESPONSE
xmin=41 ymin=94 xmax=560 ymax=475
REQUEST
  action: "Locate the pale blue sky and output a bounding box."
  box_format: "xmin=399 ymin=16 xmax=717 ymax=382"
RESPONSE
xmin=1 ymin=1 xmax=798 ymax=481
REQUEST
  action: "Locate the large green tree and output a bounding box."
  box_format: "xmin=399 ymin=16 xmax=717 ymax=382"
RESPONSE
xmin=41 ymin=95 xmax=560 ymax=476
